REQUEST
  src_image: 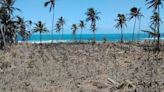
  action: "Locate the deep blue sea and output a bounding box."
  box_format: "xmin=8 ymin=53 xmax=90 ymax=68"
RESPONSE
xmin=18 ymin=33 xmax=164 ymax=43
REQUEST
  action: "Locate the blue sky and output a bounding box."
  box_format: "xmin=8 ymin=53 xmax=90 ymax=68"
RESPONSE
xmin=14 ymin=0 xmax=164 ymax=34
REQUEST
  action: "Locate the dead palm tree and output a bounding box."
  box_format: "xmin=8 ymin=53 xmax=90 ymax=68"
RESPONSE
xmin=57 ymin=16 xmax=65 ymax=40
xmin=44 ymin=0 xmax=55 ymax=42
xmin=129 ymin=7 xmax=142 ymax=42
xmin=79 ymin=20 xmax=85 ymax=41
xmin=71 ymin=24 xmax=78 ymax=41
xmin=33 ymin=21 xmax=48 ymax=44
xmin=86 ymin=8 xmax=100 ymax=41
xmin=146 ymin=0 xmax=164 ymax=50
xmin=115 ymin=14 xmax=127 ymax=43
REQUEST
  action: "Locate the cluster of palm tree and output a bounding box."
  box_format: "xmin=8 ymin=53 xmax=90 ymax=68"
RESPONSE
xmin=69 ymin=8 xmax=100 ymax=42
xmin=114 ymin=0 xmax=163 ymax=50
xmin=55 ymin=16 xmax=66 ymax=40
xmin=44 ymin=0 xmax=100 ymax=42
xmin=86 ymin=8 xmax=100 ymax=41
xmin=115 ymin=14 xmax=127 ymax=43
xmin=0 ymin=0 xmax=33 ymax=49
xmin=70 ymin=20 xmax=85 ymax=41
xmin=115 ymin=7 xmax=143 ymax=43
xmin=145 ymin=0 xmax=163 ymax=50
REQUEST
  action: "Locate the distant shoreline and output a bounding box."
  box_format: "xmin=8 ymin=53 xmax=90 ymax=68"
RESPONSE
xmin=18 ymin=38 xmax=164 ymax=44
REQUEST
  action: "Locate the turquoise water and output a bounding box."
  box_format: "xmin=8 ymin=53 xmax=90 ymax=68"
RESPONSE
xmin=18 ymin=33 xmax=163 ymax=43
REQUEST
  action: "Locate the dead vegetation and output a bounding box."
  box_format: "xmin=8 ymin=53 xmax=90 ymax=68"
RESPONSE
xmin=0 ymin=43 xmax=164 ymax=92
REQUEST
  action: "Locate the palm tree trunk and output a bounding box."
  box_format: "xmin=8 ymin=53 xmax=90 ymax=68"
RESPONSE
xmin=93 ymin=31 xmax=96 ymax=42
xmin=132 ymin=17 xmax=137 ymax=42
xmin=121 ymin=27 xmax=123 ymax=43
xmin=61 ymin=27 xmax=64 ymax=40
xmin=80 ymin=29 xmax=83 ymax=42
xmin=51 ymin=8 xmax=55 ymax=43
xmin=156 ymin=6 xmax=160 ymax=51
xmin=40 ymin=32 xmax=41 ymax=44
xmin=74 ymin=34 xmax=76 ymax=41
xmin=137 ymin=17 xmax=141 ymax=42
xmin=0 ymin=24 xmax=6 ymax=49
xmin=58 ymin=32 xmax=60 ymax=40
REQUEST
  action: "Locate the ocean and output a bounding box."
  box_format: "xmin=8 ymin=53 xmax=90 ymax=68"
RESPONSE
xmin=18 ymin=33 xmax=164 ymax=43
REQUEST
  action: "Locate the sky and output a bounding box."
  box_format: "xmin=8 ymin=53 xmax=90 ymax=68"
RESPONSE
xmin=14 ymin=0 xmax=164 ymax=34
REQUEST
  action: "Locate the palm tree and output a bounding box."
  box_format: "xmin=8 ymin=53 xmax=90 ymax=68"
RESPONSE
xmin=0 ymin=0 xmax=21 ymax=15
xmin=150 ymin=12 xmax=162 ymax=29
xmin=137 ymin=13 xmax=143 ymax=42
xmin=33 ymin=21 xmax=48 ymax=44
xmin=44 ymin=0 xmax=55 ymax=42
xmin=142 ymin=26 xmax=159 ymax=41
xmin=16 ymin=16 xmax=32 ymax=41
xmin=55 ymin=22 xmax=61 ymax=40
xmin=57 ymin=16 xmax=65 ymax=40
xmin=0 ymin=7 xmax=7 ymax=48
xmin=115 ymin=14 xmax=127 ymax=43
xmin=71 ymin=24 xmax=78 ymax=41
xmin=129 ymin=7 xmax=142 ymax=41
xmin=146 ymin=0 xmax=163 ymax=50
xmin=0 ymin=0 xmax=21 ymax=47
xmin=86 ymin=8 xmax=100 ymax=41
xmin=79 ymin=20 xmax=85 ymax=41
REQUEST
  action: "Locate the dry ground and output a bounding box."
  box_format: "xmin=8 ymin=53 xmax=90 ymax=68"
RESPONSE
xmin=0 ymin=42 xmax=164 ymax=92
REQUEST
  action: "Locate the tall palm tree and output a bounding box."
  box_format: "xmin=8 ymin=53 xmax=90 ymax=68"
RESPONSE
xmin=79 ymin=20 xmax=85 ymax=41
xmin=57 ymin=16 xmax=65 ymax=40
xmin=129 ymin=7 xmax=142 ymax=41
xmin=71 ymin=24 xmax=78 ymax=41
xmin=115 ymin=14 xmax=127 ymax=43
xmin=137 ymin=13 xmax=143 ymax=42
xmin=33 ymin=21 xmax=48 ymax=44
xmin=86 ymin=8 xmax=100 ymax=41
xmin=146 ymin=0 xmax=163 ymax=50
xmin=55 ymin=22 xmax=61 ymax=40
xmin=44 ymin=0 xmax=55 ymax=42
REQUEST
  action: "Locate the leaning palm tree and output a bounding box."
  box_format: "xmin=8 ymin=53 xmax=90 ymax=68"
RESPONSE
xmin=146 ymin=0 xmax=163 ymax=50
xmin=86 ymin=8 xmax=100 ymax=41
xmin=115 ymin=14 xmax=127 ymax=43
xmin=79 ymin=20 xmax=85 ymax=41
xmin=33 ymin=21 xmax=48 ymax=44
xmin=44 ymin=0 xmax=55 ymax=42
xmin=57 ymin=16 xmax=65 ymax=40
xmin=129 ymin=7 xmax=142 ymax=41
xmin=142 ymin=26 xmax=159 ymax=42
xmin=71 ymin=24 xmax=78 ymax=41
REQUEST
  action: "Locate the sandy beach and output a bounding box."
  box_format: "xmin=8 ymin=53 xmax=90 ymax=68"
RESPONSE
xmin=0 ymin=42 xmax=164 ymax=92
